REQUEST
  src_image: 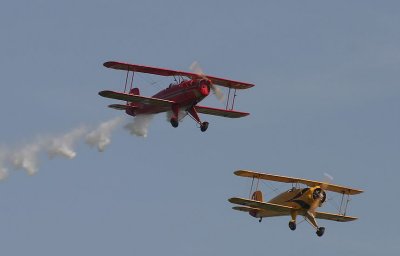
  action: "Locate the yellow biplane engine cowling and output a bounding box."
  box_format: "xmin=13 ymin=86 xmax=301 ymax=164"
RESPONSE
xmin=312 ymin=187 xmax=327 ymax=206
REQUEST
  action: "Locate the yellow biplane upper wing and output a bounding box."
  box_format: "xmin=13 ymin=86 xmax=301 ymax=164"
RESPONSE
xmin=229 ymin=197 xmax=294 ymax=214
xmin=234 ymin=170 xmax=363 ymax=195
xmin=314 ymin=211 xmax=358 ymax=222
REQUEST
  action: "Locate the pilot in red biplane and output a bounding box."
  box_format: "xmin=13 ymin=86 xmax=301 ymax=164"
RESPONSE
xmin=99 ymin=61 xmax=254 ymax=132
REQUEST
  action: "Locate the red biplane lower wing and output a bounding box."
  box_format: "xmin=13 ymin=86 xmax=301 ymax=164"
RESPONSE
xmin=99 ymin=90 xmax=174 ymax=107
xmin=206 ymin=75 xmax=254 ymax=90
xmin=194 ymin=105 xmax=249 ymax=118
xmin=104 ymin=61 xmax=254 ymax=90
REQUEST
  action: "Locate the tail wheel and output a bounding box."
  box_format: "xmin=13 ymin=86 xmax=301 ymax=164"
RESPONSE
xmin=316 ymin=227 xmax=325 ymax=237
xmin=170 ymin=118 xmax=179 ymax=128
xmin=288 ymin=221 xmax=296 ymax=231
xmin=200 ymin=121 xmax=209 ymax=132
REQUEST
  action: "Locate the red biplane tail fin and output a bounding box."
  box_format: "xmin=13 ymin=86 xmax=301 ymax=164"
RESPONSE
xmin=251 ymin=190 xmax=264 ymax=202
xmin=129 ymin=88 xmax=140 ymax=95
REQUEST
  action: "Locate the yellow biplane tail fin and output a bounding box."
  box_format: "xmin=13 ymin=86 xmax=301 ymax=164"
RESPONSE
xmin=251 ymin=190 xmax=264 ymax=202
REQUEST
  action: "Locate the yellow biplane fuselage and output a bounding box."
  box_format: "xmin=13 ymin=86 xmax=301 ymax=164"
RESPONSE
xmin=249 ymin=186 xmax=325 ymax=219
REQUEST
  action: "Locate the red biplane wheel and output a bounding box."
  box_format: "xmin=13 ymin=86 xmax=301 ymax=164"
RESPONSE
xmin=200 ymin=122 xmax=209 ymax=132
xmin=170 ymin=118 xmax=179 ymax=128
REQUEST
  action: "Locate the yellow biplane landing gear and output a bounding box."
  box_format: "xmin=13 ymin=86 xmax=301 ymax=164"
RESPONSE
xmin=288 ymin=220 xmax=296 ymax=231
xmin=258 ymin=217 xmax=262 ymax=223
xmin=316 ymin=227 xmax=325 ymax=237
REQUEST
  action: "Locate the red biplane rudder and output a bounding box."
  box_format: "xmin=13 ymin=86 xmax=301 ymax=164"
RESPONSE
xmin=129 ymin=88 xmax=140 ymax=95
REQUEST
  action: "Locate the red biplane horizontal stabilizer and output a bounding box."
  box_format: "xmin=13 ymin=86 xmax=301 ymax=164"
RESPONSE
xmin=99 ymin=90 xmax=174 ymax=107
xmin=108 ymin=104 xmax=128 ymax=110
xmin=104 ymin=61 xmax=254 ymax=90
xmin=194 ymin=105 xmax=249 ymax=118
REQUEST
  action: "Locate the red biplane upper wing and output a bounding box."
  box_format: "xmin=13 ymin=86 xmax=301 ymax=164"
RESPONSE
xmin=104 ymin=61 xmax=254 ymax=90
xmin=204 ymin=75 xmax=254 ymax=90
xmin=99 ymin=90 xmax=174 ymax=107
xmin=194 ymin=105 xmax=249 ymax=118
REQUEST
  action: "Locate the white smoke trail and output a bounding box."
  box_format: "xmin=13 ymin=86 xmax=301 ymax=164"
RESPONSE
xmin=86 ymin=117 xmax=122 ymax=151
xmin=124 ymin=115 xmax=154 ymax=137
xmin=0 ymin=149 xmax=8 ymax=180
xmin=47 ymin=127 xmax=87 ymax=159
xmin=10 ymin=143 xmax=41 ymax=175
xmin=0 ymin=167 xmax=8 ymax=180
xmin=0 ymin=117 xmax=125 ymax=181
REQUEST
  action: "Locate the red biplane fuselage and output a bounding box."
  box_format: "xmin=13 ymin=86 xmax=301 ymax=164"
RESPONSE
xmin=126 ymin=79 xmax=211 ymax=116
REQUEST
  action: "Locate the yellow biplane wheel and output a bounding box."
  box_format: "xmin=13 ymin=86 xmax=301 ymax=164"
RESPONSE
xmin=316 ymin=227 xmax=325 ymax=237
xmin=288 ymin=221 xmax=296 ymax=231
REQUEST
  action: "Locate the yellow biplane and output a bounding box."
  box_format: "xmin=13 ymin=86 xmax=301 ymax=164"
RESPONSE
xmin=228 ymin=170 xmax=363 ymax=237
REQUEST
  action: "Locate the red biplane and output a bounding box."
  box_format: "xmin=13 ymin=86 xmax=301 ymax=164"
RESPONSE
xmin=99 ymin=61 xmax=254 ymax=132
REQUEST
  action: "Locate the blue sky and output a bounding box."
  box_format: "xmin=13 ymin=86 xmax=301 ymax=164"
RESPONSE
xmin=0 ymin=1 xmax=399 ymax=255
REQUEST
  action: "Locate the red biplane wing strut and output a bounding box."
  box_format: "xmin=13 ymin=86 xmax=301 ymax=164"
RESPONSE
xmin=104 ymin=61 xmax=254 ymax=90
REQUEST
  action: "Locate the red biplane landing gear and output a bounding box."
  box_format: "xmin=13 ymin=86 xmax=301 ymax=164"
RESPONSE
xmin=288 ymin=220 xmax=296 ymax=231
xmin=200 ymin=121 xmax=209 ymax=132
xmin=170 ymin=104 xmax=179 ymax=128
xmin=187 ymin=106 xmax=209 ymax=132
xmin=316 ymin=227 xmax=325 ymax=237
xmin=170 ymin=118 xmax=179 ymax=128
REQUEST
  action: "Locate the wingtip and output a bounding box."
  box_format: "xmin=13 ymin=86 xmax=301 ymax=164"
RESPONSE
xmin=103 ymin=61 xmax=117 ymax=68
xmin=228 ymin=197 xmax=236 ymax=203
xmin=234 ymin=170 xmax=243 ymax=176
xmin=98 ymin=90 xmax=112 ymax=97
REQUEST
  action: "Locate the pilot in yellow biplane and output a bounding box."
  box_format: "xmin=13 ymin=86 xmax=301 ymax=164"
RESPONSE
xmin=229 ymin=170 xmax=363 ymax=237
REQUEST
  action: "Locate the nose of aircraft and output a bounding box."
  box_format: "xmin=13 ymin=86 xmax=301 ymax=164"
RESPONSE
xmin=199 ymin=80 xmax=210 ymax=96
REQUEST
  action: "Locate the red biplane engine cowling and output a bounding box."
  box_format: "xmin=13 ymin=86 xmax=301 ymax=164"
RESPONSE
xmin=197 ymin=79 xmax=211 ymax=96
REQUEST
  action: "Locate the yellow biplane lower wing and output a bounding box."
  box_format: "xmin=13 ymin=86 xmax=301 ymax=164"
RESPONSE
xmin=232 ymin=205 xmax=289 ymax=217
xmin=314 ymin=211 xmax=358 ymax=222
xmin=229 ymin=197 xmax=294 ymax=214
xmin=229 ymin=198 xmax=358 ymax=222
